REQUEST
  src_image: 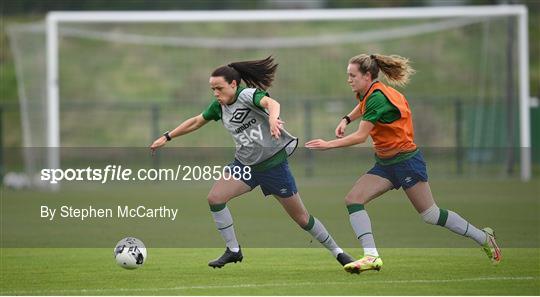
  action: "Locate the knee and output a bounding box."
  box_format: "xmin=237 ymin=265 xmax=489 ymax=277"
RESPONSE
xmin=207 ymin=191 xmax=226 ymax=205
xmin=345 ymin=192 xmax=367 ymax=206
xmin=421 ymin=204 xmax=440 ymax=225
xmin=296 ymin=212 xmax=311 ymax=228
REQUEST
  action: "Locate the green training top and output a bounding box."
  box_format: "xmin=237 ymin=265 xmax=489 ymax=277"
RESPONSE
xmin=361 ymin=90 xmax=400 ymax=124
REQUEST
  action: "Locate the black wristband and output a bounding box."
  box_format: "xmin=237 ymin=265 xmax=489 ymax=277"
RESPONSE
xmin=163 ymin=131 xmax=172 ymax=141
xmin=342 ymin=115 xmax=351 ymax=125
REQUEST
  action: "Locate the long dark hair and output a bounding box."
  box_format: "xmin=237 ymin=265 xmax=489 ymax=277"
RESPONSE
xmin=211 ymin=56 xmax=278 ymax=90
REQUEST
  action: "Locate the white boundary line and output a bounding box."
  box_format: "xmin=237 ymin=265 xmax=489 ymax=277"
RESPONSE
xmin=2 ymin=276 xmax=537 ymax=294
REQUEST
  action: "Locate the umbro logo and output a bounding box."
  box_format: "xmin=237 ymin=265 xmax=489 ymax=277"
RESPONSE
xmin=280 ymin=188 xmax=288 ymax=194
xmin=230 ymin=108 xmax=251 ymax=124
xmin=404 ymin=177 xmax=413 ymax=183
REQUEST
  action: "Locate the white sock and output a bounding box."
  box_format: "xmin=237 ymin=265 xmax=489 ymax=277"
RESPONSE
xmin=422 ymin=204 xmax=487 ymax=246
xmin=348 ymin=206 xmax=379 ymax=257
xmin=210 ymin=204 xmax=240 ymax=252
xmin=445 ymin=210 xmax=487 ymax=245
xmin=303 ymin=215 xmax=343 ymax=257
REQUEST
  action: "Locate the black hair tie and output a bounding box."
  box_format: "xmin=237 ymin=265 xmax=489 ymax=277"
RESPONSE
xmin=227 ymin=64 xmax=234 ymax=68
xmin=370 ymin=54 xmax=376 ymax=59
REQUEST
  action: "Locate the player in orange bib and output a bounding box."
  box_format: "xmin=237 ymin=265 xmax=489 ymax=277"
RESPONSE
xmin=306 ymin=54 xmax=501 ymax=274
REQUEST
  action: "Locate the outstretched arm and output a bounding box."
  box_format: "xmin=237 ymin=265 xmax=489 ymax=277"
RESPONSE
xmin=306 ymin=120 xmax=374 ymax=150
xmin=168 ymin=114 xmax=209 ymax=138
xmin=150 ymin=114 xmax=209 ymax=153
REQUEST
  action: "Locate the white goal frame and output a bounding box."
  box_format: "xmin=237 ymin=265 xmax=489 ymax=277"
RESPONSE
xmin=45 ymin=5 xmax=531 ymax=180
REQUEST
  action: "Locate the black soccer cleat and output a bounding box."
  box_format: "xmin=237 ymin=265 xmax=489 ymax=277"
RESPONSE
xmin=336 ymin=252 xmax=355 ymax=266
xmin=208 ymin=247 xmax=243 ymax=268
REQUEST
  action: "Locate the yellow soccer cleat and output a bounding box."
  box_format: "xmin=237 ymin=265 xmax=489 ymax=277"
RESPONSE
xmin=344 ymin=255 xmax=383 ymax=274
xmin=481 ymin=227 xmax=501 ymax=264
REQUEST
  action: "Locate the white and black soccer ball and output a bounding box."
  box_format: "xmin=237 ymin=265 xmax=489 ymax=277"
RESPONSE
xmin=113 ymin=237 xmax=147 ymax=269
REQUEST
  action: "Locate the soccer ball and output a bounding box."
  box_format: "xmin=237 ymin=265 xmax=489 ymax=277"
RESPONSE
xmin=113 ymin=237 xmax=147 ymax=269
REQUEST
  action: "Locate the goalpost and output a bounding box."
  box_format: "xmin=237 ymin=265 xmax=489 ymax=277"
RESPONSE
xmin=44 ymin=5 xmax=532 ymax=181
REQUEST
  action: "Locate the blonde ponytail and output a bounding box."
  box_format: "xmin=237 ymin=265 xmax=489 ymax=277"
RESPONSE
xmin=349 ymin=53 xmax=415 ymax=87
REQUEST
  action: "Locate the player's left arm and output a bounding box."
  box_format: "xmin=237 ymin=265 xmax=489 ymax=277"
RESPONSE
xmin=306 ymin=120 xmax=374 ymax=150
xmin=259 ymin=96 xmax=284 ymax=139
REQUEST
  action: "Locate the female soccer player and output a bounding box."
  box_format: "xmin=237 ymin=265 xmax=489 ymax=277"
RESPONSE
xmin=150 ymin=56 xmax=354 ymax=269
xmin=305 ymin=54 xmax=501 ymax=274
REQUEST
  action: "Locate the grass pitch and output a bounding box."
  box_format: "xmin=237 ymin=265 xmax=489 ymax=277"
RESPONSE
xmin=1 ymin=248 xmax=539 ymax=295
xmin=1 ymin=178 xmax=539 ymax=295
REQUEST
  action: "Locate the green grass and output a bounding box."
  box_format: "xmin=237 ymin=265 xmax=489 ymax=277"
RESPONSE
xmin=2 ymin=178 xmax=539 ymax=248
xmin=1 ymin=178 xmax=539 ymax=294
xmin=1 ymin=248 xmax=539 ymax=295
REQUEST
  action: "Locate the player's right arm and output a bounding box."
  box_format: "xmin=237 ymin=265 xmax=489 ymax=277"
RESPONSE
xmin=335 ymin=103 xmax=362 ymax=138
xmin=150 ymin=114 xmax=209 ymax=153
xmin=169 ymin=114 xmax=209 ymax=138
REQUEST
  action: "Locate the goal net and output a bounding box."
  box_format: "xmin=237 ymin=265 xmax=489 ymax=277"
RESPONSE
xmin=7 ymin=6 xmax=531 ymax=187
